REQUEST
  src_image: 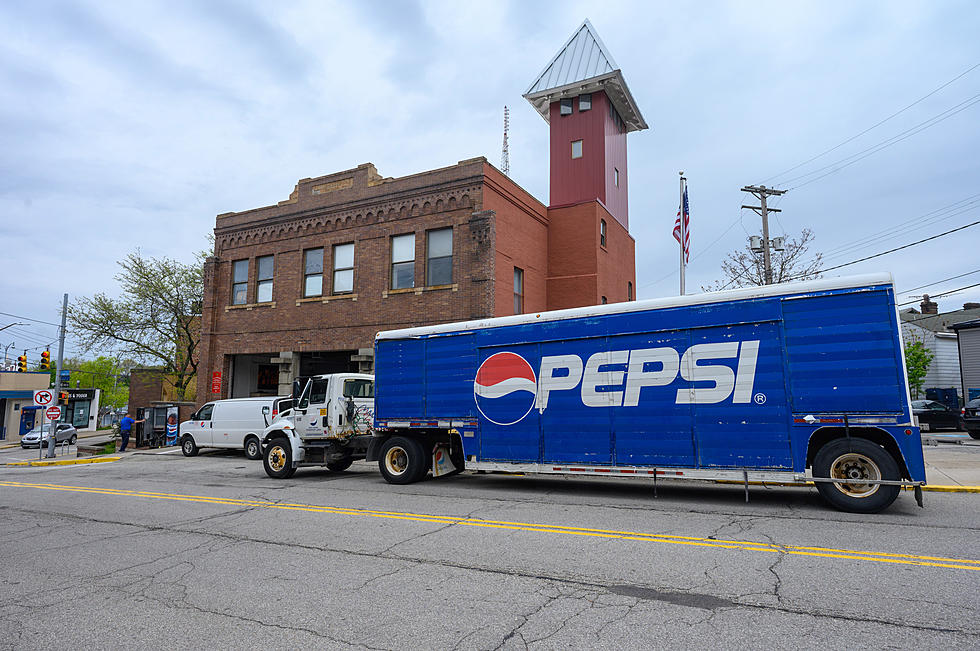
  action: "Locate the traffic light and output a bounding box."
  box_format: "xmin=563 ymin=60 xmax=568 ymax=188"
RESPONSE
xmin=16 ymin=355 xmax=27 ymax=372
xmin=39 ymin=350 xmax=51 ymax=370
xmin=58 ymin=391 xmax=68 ymax=405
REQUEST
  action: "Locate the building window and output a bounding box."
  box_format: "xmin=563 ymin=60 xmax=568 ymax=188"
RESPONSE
xmin=601 ymin=296 xmax=608 ymax=304
xmin=232 ymin=259 xmax=248 ymax=305
xmin=628 ymin=282 xmax=633 ymax=301
xmin=614 ymin=167 xmax=619 ymax=187
xmin=571 ymin=139 xmax=583 ymax=159
xmin=256 ymin=256 xmax=274 ymax=303
xmin=303 ymin=248 xmax=323 ymax=297
xmin=513 ymin=267 xmax=524 ymax=315
xmin=579 ymin=94 xmax=591 ymax=111
xmin=333 ymin=243 xmax=354 ymax=294
xmin=600 ymin=219 xmax=607 ymax=247
xmin=560 ymin=98 xmax=573 ymax=116
xmin=391 ymin=233 xmax=415 ymax=290
xmin=426 ymin=228 xmax=453 ymax=286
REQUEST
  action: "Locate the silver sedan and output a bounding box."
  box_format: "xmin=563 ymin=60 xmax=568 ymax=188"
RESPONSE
xmin=20 ymin=423 xmax=78 ymax=448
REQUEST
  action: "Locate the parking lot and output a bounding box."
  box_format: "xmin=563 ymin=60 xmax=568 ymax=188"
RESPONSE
xmin=1 ymin=440 xmax=978 ymax=649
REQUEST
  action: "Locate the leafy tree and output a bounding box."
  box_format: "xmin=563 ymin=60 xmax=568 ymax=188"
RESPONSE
xmin=68 ymin=252 xmax=203 ymax=401
xmin=704 ymin=228 xmax=823 ymax=290
xmin=903 ymin=333 xmax=933 ymax=399
xmin=48 ymin=356 xmax=132 ymax=409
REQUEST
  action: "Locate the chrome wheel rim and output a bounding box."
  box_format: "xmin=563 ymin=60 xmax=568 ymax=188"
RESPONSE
xmin=268 ymin=446 xmax=287 ymax=472
xmin=830 ymin=452 xmax=881 ymax=498
xmin=384 ymin=446 xmax=408 ymax=476
xmin=183 ymin=440 xmax=193 ymax=454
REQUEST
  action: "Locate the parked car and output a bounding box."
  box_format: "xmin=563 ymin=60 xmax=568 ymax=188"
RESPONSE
xmin=962 ymin=398 xmax=980 ymax=439
xmin=911 ymin=400 xmax=964 ymax=432
xmin=179 ymin=396 xmax=288 ymax=459
xmin=21 ymin=423 xmax=78 ymax=448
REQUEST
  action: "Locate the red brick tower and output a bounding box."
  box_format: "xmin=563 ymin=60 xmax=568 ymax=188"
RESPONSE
xmin=524 ymin=20 xmax=647 ymax=309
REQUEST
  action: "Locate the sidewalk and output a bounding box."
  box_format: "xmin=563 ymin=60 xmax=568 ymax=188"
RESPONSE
xmin=921 ymin=439 xmax=980 ymax=488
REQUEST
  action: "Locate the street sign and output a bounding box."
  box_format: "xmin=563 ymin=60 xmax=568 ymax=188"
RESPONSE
xmin=211 ymin=371 xmax=222 ymax=394
xmin=33 ymin=390 xmax=54 ymax=407
xmin=45 ymin=406 xmax=61 ymax=421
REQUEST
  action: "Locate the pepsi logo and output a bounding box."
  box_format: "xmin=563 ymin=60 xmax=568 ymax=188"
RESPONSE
xmin=474 ymin=352 xmax=537 ymax=426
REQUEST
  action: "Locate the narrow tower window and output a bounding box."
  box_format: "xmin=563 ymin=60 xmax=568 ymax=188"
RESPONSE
xmin=600 ymin=219 xmax=607 ymax=247
xmin=571 ymin=140 xmax=583 ymax=159
xmin=579 ymin=94 xmax=591 ymax=111
xmin=560 ymin=98 xmax=573 ymax=116
xmin=513 ymin=267 xmax=524 ymax=314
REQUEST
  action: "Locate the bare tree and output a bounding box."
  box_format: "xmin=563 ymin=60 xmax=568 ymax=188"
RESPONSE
xmin=703 ymin=228 xmax=823 ymax=291
xmin=68 ymin=252 xmax=203 ymax=401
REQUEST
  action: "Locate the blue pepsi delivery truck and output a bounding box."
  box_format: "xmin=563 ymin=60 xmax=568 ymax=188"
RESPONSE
xmin=368 ymin=273 xmax=926 ymax=513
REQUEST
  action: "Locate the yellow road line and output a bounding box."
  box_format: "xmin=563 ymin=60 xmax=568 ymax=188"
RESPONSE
xmin=2 ymin=480 xmax=978 ymax=572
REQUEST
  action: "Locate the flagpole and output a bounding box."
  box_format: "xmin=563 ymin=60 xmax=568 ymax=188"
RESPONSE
xmin=679 ymin=171 xmax=686 ymax=296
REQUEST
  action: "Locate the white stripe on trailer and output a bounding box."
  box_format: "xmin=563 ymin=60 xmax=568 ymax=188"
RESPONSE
xmin=465 ymin=461 xmax=804 ymax=484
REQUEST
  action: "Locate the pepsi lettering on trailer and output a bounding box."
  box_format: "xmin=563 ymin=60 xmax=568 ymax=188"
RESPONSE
xmin=475 ymin=341 xmax=762 ymax=426
xmin=371 ymin=273 xmax=928 ymax=513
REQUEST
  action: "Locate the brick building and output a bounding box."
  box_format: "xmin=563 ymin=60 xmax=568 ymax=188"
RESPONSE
xmin=197 ymin=19 xmax=648 ymax=401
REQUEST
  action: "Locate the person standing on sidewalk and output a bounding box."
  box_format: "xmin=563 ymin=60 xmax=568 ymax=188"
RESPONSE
xmin=118 ymin=413 xmax=144 ymax=452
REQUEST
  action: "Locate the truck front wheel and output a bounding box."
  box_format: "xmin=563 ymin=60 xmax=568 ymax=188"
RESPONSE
xmin=264 ymin=438 xmax=296 ymax=479
xmin=812 ymin=438 xmax=900 ymax=513
xmin=379 ymin=437 xmax=427 ymax=484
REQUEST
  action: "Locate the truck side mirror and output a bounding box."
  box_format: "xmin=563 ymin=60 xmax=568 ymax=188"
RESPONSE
xmin=261 ymin=406 xmax=270 ymax=415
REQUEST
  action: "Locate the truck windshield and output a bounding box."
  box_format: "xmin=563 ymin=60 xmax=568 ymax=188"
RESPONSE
xmin=343 ymin=379 xmax=374 ymax=398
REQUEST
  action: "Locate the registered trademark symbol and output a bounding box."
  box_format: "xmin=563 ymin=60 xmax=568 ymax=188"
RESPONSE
xmin=753 ymin=393 xmax=766 ymax=405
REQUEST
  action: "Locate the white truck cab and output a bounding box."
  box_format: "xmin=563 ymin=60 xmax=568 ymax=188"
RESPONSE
xmin=261 ymin=373 xmax=374 ymax=478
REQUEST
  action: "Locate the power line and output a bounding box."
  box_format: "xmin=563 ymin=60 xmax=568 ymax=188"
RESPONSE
xmin=783 ymin=93 xmax=980 ymax=190
xmin=821 ymin=194 xmax=980 ymax=258
xmin=0 ymin=310 xmax=62 ymax=328
xmin=897 ymin=282 xmax=980 ymax=306
xmin=899 ymin=269 xmax=980 ymax=296
xmin=787 ymin=219 xmax=980 ymax=281
xmin=765 ymin=61 xmax=980 ymax=183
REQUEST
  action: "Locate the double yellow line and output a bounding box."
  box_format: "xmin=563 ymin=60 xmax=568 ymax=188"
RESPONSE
xmin=3 ymin=479 xmax=978 ymax=572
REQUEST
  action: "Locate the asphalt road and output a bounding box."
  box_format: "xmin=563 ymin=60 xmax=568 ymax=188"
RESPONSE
xmin=1 ymin=448 xmax=978 ymax=649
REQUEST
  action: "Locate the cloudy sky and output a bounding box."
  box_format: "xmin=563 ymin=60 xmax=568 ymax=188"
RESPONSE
xmin=2 ymin=0 xmax=978 ymax=361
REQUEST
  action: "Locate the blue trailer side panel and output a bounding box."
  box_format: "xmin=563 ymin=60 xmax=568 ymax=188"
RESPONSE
xmin=782 ymin=290 xmax=905 ymax=415
xmin=375 ymin=277 xmax=923 ymax=481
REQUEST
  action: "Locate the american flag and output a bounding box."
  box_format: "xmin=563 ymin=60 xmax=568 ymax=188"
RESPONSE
xmin=673 ymin=185 xmax=690 ymax=263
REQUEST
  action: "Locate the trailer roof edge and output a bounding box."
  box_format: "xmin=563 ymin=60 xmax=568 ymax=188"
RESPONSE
xmin=375 ymin=272 xmax=895 ymax=341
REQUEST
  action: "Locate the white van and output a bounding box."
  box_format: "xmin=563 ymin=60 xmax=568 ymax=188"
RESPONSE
xmin=179 ymin=397 xmax=291 ymax=459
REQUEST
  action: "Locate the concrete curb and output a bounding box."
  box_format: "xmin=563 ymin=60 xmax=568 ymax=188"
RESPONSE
xmin=3 ymin=456 xmax=121 ymax=468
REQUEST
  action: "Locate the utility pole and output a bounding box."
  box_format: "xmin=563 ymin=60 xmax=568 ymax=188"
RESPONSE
xmin=48 ymin=294 xmax=67 ymax=458
xmin=741 ymin=185 xmax=786 ymax=285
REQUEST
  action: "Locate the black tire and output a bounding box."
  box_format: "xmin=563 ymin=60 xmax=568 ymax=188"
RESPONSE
xmin=378 ymin=436 xmax=428 ymax=484
xmin=244 ymin=436 xmax=262 ymax=460
xmin=264 ymin=438 xmax=296 ymax=479
xmin=68 ymin=434 xmax=77 ymax=445
xmin=968 ymin=429 xmax=980 ymax=440
xmin=181 ymin=435 xmax=199 ymax=457
xmin=813 ymin=438 xmax=901 ymax=514
xmin=327 ymin=457 xmax=354 ymax=472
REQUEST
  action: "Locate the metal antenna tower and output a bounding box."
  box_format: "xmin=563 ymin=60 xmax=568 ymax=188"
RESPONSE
xmin=500 ymin=106 xmax=510 ymax=176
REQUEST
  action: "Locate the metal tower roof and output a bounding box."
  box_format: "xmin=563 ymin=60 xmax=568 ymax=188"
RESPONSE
xmin=523 ymin=19 xmax=648 ymax=132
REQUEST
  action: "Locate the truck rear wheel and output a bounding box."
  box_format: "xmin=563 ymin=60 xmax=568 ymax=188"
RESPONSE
xmin=264 ymin=438 xmax=296 ymax=479
xmin=327 ymin=457 xmax=353 ymax=472
xmin=813 ymin=438 xmax=900 ymax=513
xmin=379 ymin=436 xmax=427 ymax=484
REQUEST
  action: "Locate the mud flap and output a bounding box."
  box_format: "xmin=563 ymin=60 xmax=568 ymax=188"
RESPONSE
xmin=914 ymin=485 xmax=924 ymax=508
xmin=432 ymin=443 xmax=458 ymax=477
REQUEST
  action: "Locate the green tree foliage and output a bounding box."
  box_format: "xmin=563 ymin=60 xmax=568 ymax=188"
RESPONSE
xmin=68 ymin=252 xmax=203 ymax=401
xmin=904 ymin=333 xmax=934 ymax=399
xmin=703 ymin=228 xmax=823 ymax=291
xmin=49 ymin=356 xmax=132 ymax=409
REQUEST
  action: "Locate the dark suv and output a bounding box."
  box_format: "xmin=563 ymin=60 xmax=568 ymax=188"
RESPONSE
xmin=962 ymin=398 xmax=980 ymax=440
